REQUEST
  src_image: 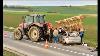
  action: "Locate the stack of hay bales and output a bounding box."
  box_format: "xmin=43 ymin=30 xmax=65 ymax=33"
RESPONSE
xmin=55 ymin=15 xmax=84 ymax=32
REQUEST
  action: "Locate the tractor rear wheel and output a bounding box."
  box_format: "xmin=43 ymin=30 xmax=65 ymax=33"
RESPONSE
xmin=14 ymin=28 xmax=23 ymax=40
xmin=28 ymin=26 xmax=41 ymax=42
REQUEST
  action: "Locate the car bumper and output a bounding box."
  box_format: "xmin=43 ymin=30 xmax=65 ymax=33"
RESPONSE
xmin=64 ymin=36 xmax=81 ymax=44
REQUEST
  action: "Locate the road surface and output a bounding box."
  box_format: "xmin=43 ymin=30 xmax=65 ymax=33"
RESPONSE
xmin=3 ymin=31 xmax=97 ymax=56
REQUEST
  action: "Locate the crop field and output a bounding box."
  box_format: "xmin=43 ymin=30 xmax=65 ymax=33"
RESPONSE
xmin=3 ymin=11 xmax=97 ymax=47
xmin=4 ymin=5 xmax=97 ymax=14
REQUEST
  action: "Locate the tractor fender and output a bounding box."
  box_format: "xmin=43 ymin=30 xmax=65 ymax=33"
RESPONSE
xmin=32 ymin=23 xmax=44 ymax=27
xmin=28 ymin=23 xmax=44 ymax=30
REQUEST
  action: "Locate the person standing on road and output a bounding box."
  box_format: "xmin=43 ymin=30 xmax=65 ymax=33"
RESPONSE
xmin=53 ymin=28 xmax=59 ymax=43
xmin=49 ymin=28 xmax=53 ymax=43
xmin=79 ymin=27 xmax=84 ymax=44
xmin=47 ymin=22 xmax=53 ymax=42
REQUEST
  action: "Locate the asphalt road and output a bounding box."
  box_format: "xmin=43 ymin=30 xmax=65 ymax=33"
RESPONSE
xmin=3 ymin=31 xmax=97 ymax=56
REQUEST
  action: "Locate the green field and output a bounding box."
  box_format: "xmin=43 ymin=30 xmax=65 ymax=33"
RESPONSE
xmin=4 ymin=5 xmax=97 ymax=14
xmin=3 ymin=50 xmax=18 ymax=56
xmin=3 ymin=11 xmax=97 ymax=47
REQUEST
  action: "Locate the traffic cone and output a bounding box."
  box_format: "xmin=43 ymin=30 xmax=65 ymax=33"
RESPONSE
xmin=54 ymin=44 xmax=57 ymax=48
xmin=44 ymin=39 xmax=49 ymax=49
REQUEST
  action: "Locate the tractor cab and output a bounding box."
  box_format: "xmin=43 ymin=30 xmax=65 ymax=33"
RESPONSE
xmin=24 ymin=14 xmax=45 ymax=25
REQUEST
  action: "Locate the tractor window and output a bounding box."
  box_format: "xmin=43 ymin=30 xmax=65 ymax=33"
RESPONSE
xmin=39 ymin=16 xmax=45 ymax=23
xmin=34 ymin=16 xmax=40 ymax=23
xmin=25 ymin=16 xmax=33 ymax=24
xmin=34 ymin=16 xmax=45 ymax=23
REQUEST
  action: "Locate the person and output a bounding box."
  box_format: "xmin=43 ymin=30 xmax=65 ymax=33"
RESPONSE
xmin=58 ymin=27 xmax=66 ymax=35
xmin=58 ymin=27 xmax=66 ymax=41
xmin=49 ymin=28 xmax=53 ymax=43
xmin=53 ymin=28 xmax=59 ymax=43
xmin=46 ymin=22 xmax=53 ymax=42
xmin=79 ymin=28 xmax=84 ymax=44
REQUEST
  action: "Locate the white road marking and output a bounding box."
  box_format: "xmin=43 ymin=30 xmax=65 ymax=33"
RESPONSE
xmin=66 ymin=50 xmax=69 ymax=51
xmin=37 ymin=43 xmax=40 ymax=44
xmin=90 ymin=55 xmax=94 ymax=56
xmin=62 ymin=49 xmax=65 ymax=51
xmin=50 ymin=46 xmax=52 ymax=47
xmin=86 ymin=54 xmax=90 ymax=56
xmin=54 ymin=47 xmax=57 ymax=48
xmin=74 ymin=51 xmax=77 ymax=53
xmin=57 ymin=48 xmax=61 ymax=49
xmin=82 ymin=53 xmax=86 ymax=55
xmin=78 ymin=53 xmax=81 ymax=54
xmin=41 ymin=44 xmax=44 ymax=46
xmin=70 ymin=51 xmax=73 ymax=52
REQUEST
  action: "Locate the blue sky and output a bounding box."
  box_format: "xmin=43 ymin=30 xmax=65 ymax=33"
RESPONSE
xmin=3 ymin=0 xmax=97 ymax=6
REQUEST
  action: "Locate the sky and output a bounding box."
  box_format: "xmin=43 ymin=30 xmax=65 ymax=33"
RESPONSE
xmin=3 ymin=0 xmax=97 ymax=6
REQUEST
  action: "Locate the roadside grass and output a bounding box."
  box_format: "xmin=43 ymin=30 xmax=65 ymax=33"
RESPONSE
xmin=4 ymin=28 xmax=14 ymax=32
xmin=3 ymin=50 xmax=18 ymax=56
xmin=3 ymin=12 xmax=97 ymax=47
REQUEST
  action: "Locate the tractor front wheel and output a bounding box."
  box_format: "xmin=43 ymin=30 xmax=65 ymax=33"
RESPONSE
xmin=14 ymin=28 xmax=23 ymax=40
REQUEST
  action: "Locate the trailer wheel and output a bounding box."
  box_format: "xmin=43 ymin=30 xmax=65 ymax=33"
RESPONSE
xmin=14 ymin=28 xmax=23 ymax=40
xmin=28 ymin=26 xmax=41 ymax=42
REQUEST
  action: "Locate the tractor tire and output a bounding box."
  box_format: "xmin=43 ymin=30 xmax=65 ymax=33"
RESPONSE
xmin=14 ymin=28 xmax=23 ymax=40
xmin=28 ymin=26 xmax=41 ymax=42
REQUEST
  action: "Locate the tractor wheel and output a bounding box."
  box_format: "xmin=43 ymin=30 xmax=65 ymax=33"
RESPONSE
xmin=14 ymin=28 xmax=23 ymax=40
xmin=28 ymin=26 xmax=41 ymax=42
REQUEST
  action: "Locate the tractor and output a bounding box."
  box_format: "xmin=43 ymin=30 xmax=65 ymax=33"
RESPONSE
xmin=14 ymin=14 xmax=50 ymax=42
